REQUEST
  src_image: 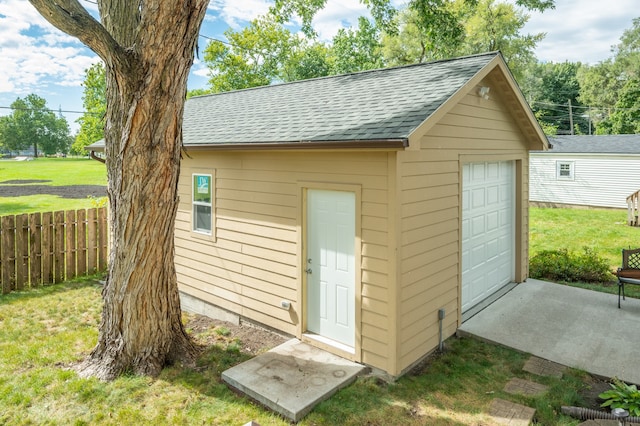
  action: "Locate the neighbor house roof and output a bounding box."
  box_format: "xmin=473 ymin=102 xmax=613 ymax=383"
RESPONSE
xmin=88 ymin=51 xmax=547 ymax=152
xmin=536 ymin=135 xmax=640 ymax=154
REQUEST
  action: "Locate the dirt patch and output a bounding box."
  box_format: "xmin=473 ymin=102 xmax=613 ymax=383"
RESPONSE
xmin=186 ymin=313 xmax=287 ymax=355
xmin=0 ymin=184 xmax=106 ymax=199
xmin=0 ymin=179 xmax=51 ymax=184
xmin=579 ymin=375 xmax=612 ymax=410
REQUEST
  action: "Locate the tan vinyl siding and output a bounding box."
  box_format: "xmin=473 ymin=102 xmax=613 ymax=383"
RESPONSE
xmin=395 ymin=79 xmax=531 ymax=374
xmin=176 ymin=150 xmax=393 ymax=371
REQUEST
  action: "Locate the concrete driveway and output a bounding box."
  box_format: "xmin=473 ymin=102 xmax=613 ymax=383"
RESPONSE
xmin=458 ymin=279 xmax=640 ymax=385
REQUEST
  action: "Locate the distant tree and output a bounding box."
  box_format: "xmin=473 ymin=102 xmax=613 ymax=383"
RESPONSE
xmin=198 ymin=14 xmax=383 ymax=94
xmin=282 ymin=43 xmax=332 ymax=81
xmin=0 ymin=94 xmax=71 ymax=156
xmin=578 ymin=18 xmax=640 ymax=133
xmin=597 ymin=79 xmax=640 ymax=134
xmin=73 ymin=62 xmax=106 ymax=155
xmin=456 ymin=0 xmax=544 ymax=81
xmin=329 ymin=17 xmax=383 ymax=74
xmin=522 ymin=61 xmax=588 ymax=135
xmin=200 ymin=15 xmax=310 ymax=93
xmin=382 ymin=7 xmax=463 ymax=65
xmin=382 ymin=0 xmax=545 ymax=80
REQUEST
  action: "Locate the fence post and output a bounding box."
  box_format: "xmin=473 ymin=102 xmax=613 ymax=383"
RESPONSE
xmin=87 ymin=208 xmax=98 ymax=273
xmin=98 ymin=207 xmax=108 ymax=271
xmin=29 ymin=213 xmax=42 ymax=287
xmin=1 ymin=216 xmax=16 ymax=294
xmin=15 ymin=214 xmax=29 ymax=290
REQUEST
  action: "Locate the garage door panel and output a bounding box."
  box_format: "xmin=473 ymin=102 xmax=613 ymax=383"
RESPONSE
xmin=471 ymin=216 xmax=485 ymax=237
xmin=462 ymin=161 xmax=515 ymax=312
xmin=486 ymin=210 xmax=499 ymax=231
xmin=472 ymin=187 xmax=485 ymax=208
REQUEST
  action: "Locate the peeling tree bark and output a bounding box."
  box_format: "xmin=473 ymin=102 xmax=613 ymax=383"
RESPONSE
xmin=28 ymin=0 xmax=209 ymax=380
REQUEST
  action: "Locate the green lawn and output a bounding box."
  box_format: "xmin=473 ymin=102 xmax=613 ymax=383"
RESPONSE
xmin=529 ymin=207 xmax=640 ymax=270
xmin=0 ymin=277 xmax=589 ymax=425
xmin=0 ymin=158 xmax=107 ymax=216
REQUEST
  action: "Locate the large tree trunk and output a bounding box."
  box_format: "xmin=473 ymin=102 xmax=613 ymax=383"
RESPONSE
xmin=28 ymin=0 xmax=209 ymax=380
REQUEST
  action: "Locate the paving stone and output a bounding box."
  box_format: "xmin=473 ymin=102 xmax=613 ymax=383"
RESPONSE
xmin=503 ymin=378 xmax=549 ymax=396
xmin=489 ymin=398 xmax=536 ymax=426
xmin=523 ymin=356 xmax=566 ymax=378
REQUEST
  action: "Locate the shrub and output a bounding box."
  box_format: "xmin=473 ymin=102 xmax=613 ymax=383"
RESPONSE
xmin=529 ymin=247 xmax=613 ymax=283
xmin=600 ymin=378 xmax=640 ymax=416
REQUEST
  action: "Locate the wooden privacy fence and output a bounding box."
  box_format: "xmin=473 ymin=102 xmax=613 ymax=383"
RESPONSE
xmin=0 ymin=207 xmax=108 ymax=294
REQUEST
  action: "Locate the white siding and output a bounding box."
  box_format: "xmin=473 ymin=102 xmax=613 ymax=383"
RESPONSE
xmin=530 ymin=154 xmax=640 ymax=209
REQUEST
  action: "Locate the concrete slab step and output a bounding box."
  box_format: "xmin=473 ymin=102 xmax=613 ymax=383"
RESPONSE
xmin=222 ymin=339 xmax=367 ymax=422
xmin=523 ymin=356 xmax=566 ymax=378
xmin=489 ymin=398 xmax=536 ymax=426
xmin=503 ymin=377 xmax=549 ymax=396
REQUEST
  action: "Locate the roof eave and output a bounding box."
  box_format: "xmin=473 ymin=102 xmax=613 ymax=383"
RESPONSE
xmin=181 ymin=138 xmax=409 ymax=151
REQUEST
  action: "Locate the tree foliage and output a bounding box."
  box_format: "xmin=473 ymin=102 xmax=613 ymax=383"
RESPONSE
xmin=456 ymin=0 xmax=543 ymax=81
xmin=203 ymin=15 xmax=299 ymax=92
xmin=330 ymin=16 xmax=383 ymax=74
xmin=197 ymin=13 xmax=384 ymax=95
xmin=73 ymin=62 xmax=106 ymax=155
xmin=197 ymin=0 xmax=558 ymax=97
xmin=578 ymin=17 xmax=640 ymax=134
xmin=522 ymin=61 xmax=589 ymax=135
xmin=0 ymin=94 xmax=71 ymax=156
xmin=382 ymin=0 xmax=543 ymax=81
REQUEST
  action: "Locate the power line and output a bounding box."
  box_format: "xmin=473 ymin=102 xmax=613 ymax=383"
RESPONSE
xmin=0 ymin=106 xmax=94 ymax=115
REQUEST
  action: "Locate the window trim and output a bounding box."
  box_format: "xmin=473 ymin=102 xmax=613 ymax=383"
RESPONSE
xmin=556 ymin=161 xmax=574 ymax=180
xmin=192 ymin=173 xmax=213 ymax=235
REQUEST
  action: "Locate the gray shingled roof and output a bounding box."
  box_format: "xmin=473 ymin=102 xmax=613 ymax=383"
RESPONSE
xmin=540 ymin=135 xmax=640 ymax=154
xmin=182 ymin=52 xmax=498 ymax=146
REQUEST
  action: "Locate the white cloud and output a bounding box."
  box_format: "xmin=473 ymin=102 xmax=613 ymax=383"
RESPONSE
xmin=510 ymin=0 xmax=636 ymax=64
xmin=207 ymin=0 xmax=271 ymax=29
xmin=312 ymin=0 xmax=371 ymax=40
xmin=0 ymin=0 xmax=97 ymax=95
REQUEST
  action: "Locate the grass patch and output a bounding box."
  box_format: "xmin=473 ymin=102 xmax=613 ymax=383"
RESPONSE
xmin=530 ymin=207 xmax=640 ymax=269
xmin=529 ymin=207 xmax=640 ymax=299
xmin=0 ymin=278 xmax=591 ymax=425
xmin=0 ymin=158 xmax=107 ymax=216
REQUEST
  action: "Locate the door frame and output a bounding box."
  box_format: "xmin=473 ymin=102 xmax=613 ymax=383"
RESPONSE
xmin=298 ymin=181 xmax=362 ymax=362
xmin=458 ymin=154 xmax=524 ymax=325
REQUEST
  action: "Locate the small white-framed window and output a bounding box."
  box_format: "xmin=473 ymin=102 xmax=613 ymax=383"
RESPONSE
xmin=556 ymin=161 xmax=574 ymax=180
xmin=192 ymin=173 xmax=212 ymax=234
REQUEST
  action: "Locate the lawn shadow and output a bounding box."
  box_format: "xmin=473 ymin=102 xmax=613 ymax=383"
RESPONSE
xmin=0 ymin=276 xmax=104 ymax=304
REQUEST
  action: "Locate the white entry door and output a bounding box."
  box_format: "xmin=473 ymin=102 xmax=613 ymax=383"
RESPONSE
xmin=306 ymin=189 xmax=355 ymax=348
xmin=461 ymin=161 xmax=515 ymax=312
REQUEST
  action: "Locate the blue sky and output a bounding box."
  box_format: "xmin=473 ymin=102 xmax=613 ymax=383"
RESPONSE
xmin=0 ymin=0 xmax=636 ymax=133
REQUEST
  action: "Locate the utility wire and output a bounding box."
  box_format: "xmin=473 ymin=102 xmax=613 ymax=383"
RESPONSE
xmin=0 ymin=106 xmax=95 ymax=115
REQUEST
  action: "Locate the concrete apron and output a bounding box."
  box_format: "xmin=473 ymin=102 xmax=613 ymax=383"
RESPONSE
xmin=222 ymin=339 xmax=367 ymax=422
xmin=458 ymin=278 xmax=640 ymax=385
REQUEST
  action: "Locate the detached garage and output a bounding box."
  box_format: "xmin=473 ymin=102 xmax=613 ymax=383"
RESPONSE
xmin=174 ymin=52 xmax=548 ymax=378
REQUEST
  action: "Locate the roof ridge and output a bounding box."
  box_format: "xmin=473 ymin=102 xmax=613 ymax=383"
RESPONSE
xmin=188 ymin=51 xmax=501 ymax=100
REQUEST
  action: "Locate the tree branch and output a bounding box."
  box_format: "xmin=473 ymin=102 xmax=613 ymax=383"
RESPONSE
xmin=27 ymin=0 xmax=130 ymax=70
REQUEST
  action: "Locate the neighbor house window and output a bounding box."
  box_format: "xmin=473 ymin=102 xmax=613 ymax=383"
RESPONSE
xmin=192 ymin=174 xmax=212 ymax=234
xmin=556 ymin=161 xmax=574 ymax=180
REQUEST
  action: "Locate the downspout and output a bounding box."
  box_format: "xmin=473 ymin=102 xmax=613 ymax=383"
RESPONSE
xmin=90 ymin=150 xmax=106 ymax=164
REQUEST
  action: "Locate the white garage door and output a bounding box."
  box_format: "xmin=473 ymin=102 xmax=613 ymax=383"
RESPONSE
xmin=461 ymin=161 xmax=515 ymax=312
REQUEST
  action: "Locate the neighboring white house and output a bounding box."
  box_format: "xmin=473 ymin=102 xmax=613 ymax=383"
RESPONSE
xmin=530 ymin=135 xmax=640 ymax=209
